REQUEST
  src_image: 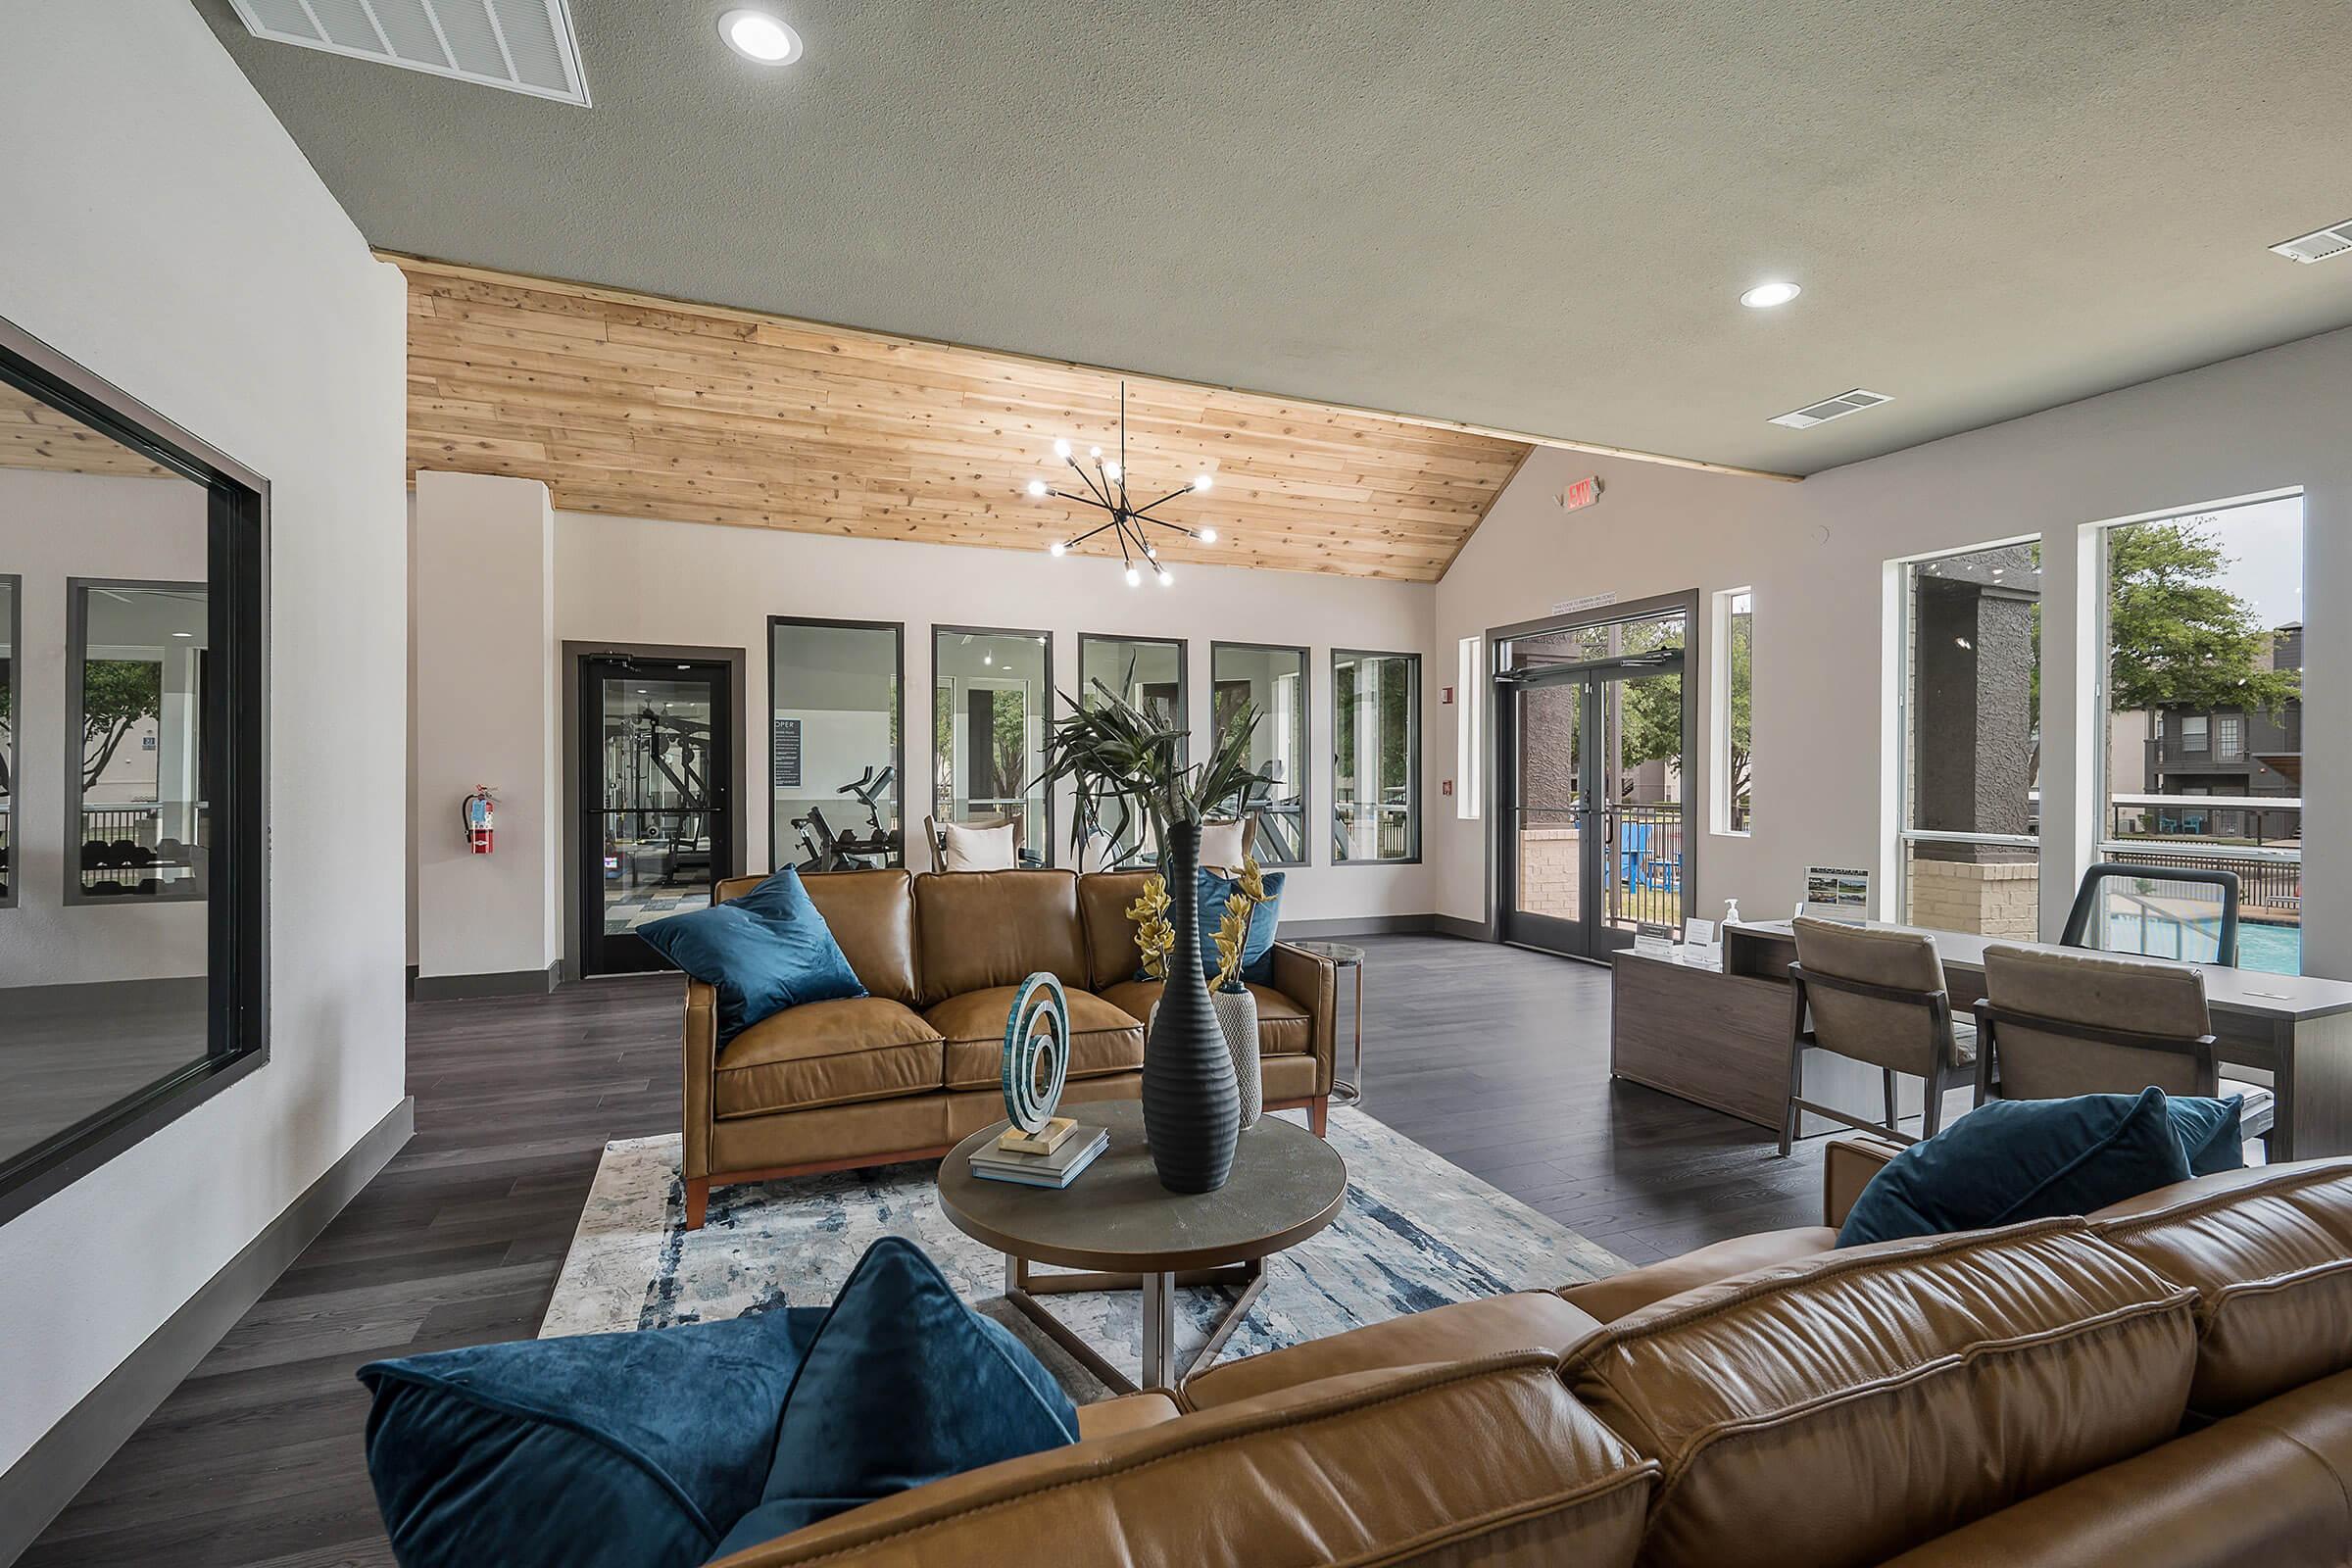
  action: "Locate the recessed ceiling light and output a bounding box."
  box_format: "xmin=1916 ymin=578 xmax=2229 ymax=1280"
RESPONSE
xmin=1740 ymin=281 xmax=1802 ymax=309
xmin=719 ymin=9 xmax=802 ymax=64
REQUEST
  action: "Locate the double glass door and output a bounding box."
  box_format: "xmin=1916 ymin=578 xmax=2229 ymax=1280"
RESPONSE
xmin=1494 ymin=609 xmax=1689 ymax=959
xmin=579 ymin=657 xmax=734 ymax=975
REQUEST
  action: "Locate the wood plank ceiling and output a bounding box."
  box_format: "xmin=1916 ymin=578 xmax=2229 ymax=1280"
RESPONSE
xmin=0 ymin=382 xmax=175 ymax=477
xmin=396 ymin=257 xmax=1535 ymax=582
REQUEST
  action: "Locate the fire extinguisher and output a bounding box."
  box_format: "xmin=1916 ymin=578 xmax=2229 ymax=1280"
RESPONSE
xmin=462 ymin=787 xmax=497 ymax=856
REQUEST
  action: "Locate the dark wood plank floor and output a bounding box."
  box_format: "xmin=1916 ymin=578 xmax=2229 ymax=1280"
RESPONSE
xmin=24 ymin=935 xmax=1829 ymax=1565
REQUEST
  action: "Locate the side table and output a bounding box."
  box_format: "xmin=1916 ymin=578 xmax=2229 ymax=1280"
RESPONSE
xmin=1288 ymin=940 xmax=1366 ymax=1108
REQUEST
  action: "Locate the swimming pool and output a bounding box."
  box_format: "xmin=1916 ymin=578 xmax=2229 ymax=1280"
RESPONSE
xmin=2104 ymin=910 xmax=2300 ymax=977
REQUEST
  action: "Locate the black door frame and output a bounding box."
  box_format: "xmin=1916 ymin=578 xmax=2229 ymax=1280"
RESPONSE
xmin=562 ymin=641 xmax=747 ymax=980
xmin=1488 ymin=590 xmax=1699 ymax=961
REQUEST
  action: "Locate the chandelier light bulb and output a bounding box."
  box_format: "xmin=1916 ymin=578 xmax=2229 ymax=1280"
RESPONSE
xmin=1157 ymin=568 xmax=1174 ymax=587
xmin=1025 ymin=478 xmax=1048 ymax=498
xmin=1193 ymin=473 xmax=1212 ymax=492
xmin=1053 ymin=438 xmax=1072 ymax=459
xmin=1104 ymin=461 xmax=1121 ymax=481
xmin=1144 ymin=544 xmax=1156 ymax=558
xmin=1048 ymin=540 xmax=1066 ymax=557
xmin=1199 ymin=526 xmax=1218 ymax=544
xmin=1089 ymin=445 xmax=1102 ymax=459
xmin=1124 ymin=566 xmax=1142 ymax=587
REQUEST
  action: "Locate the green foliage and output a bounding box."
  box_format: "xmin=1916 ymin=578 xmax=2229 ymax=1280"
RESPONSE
xmin=80 ymin=658 xmax=161 ymax=789
xmin=2107 ymin=520 xmax=2298 ymax=714
xmin=1041 ymin=677 xmax=1270 ymax=861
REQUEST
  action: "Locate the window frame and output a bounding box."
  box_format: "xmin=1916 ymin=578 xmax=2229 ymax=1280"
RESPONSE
xmin=1209 ymin=639 xmax=1309 ymax=867
xmin=2216 ymin=712 xmax=2244 ymax=760
xmin=1075 ymin=632 xmax=1190 ymax=869
xmin=1330 ymin=647 xmax=1422 ymax=866
xmin=0 ymin=571 xmax=18 ymax=910
xmin=2180 ymin=713 xmax=2210 ymax=755
xmin=64 ymin=576 xmax=212 ymax=906
xmin=931 ymin=622 xmax=1055 ymax=865
xmin=766 ymin=614 xmax=906 ymax=871
xmin=0 ymin=315 xmax=270 ymax=1226
xmin=1710 ymin=587 xmax=1754 ymax=837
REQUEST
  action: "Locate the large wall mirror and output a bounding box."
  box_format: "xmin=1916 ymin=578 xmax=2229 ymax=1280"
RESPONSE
xmin=1211 ymin=642 xmax=1307 ymax=865
xmin=933 ymin=626 xmax=1052 ymax=864
xmin=0 ymin=318 xmax=267 ymax=1220
xmin=770 ymin=616 xmax=903 ymax=871
xmin=1078 ymin=633 xmax=1186 ymax=868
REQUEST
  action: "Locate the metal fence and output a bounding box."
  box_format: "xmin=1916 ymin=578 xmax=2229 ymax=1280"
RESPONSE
xmin=1605 ymin=802 xmax=1685 ymax=929
xmin=2095 ymin=841 xmax=2302 ymax=912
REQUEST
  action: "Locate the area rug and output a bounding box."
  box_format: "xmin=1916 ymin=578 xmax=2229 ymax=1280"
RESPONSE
xmin=541 ymin=1107 xmax=1624 ymax=1396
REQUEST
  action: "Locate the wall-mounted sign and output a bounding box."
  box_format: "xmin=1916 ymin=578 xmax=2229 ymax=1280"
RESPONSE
xmin=1559 ymin=475 xmax=1604 ymax=512
xmin=772 ymin=717 xmax=802 ymax=789
xmin=1549 ymin=590 xmax=1619 ymax=616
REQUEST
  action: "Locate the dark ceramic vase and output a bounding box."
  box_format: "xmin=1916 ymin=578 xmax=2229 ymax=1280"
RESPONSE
xmin=1142 ymin=821 xmax=1241 ymax=1193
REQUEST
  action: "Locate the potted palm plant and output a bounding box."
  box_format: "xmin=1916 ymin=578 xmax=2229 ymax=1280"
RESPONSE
xmin=1042 ymin=679 xmax=1268 ymax=1193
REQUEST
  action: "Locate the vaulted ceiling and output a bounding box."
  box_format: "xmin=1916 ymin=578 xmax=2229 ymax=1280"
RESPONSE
xmin=399 ymin=257 xmax=1536 ymax=580
xmin=0 ymin=383 xmax=175 ymax=478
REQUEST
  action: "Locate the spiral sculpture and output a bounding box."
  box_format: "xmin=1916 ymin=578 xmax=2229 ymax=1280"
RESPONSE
xmin=999 ymin=971 xmax=1071 ymax=1135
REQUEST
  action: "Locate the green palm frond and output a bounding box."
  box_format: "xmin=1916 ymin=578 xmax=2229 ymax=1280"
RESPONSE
xmin=1042 ymin=678 xmax=1271 ymax=860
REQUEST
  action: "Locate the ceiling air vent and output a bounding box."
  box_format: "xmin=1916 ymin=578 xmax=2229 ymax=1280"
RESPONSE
xmin=2269 ymin=221 xmax=2352 ymax=265
xmin=228 ymin=0 xmax=590 ymax=106
xmin=1768 ymin=388 xmax=1892 ymax=430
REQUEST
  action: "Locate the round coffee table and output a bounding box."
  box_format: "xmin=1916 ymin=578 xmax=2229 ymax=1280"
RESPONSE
xmin=938 ymin=1100 xmax=1347 ymax=1394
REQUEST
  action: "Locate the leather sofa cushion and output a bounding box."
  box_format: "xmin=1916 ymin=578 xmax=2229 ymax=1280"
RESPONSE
xmin=1560 ymin=1219 xmax=2198 ymax=1568
xmin=1182 ymin=1290 xmax=1603 ymax=1411
xmin=1557 ymin=1226 xmax=1837 ymax=1324
xmin=913 ymin=870 xmax=1089 ymax=1003
xmin=705 ymin=1355 xmax=1656 ymax=1568
xmin=1073 ymin=1392 xmax=1180 ymax=1441
xmin=1877 ymin=1367 xmax=2352 ymax=1568
xmin=1099 ymin=980 xmax=1311 ymax=1055
xmin=1077 ymin=870 xmax=1154 ymax=991
xmin=723 ymin=869 xmax=919 ymax=1004
xmin=715 ymin=999 xmax=944 ymax=1118
xmin=925 ymin=987 xmax=1143 ymax=1091
xmin=2090 ymin=1156 xmax=2352 ymax=1416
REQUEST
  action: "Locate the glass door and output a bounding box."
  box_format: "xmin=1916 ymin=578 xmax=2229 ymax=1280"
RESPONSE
xmin=579 ymin=657 xmax=734 ymax=975
xmin=1500 ymin=674 xmax=1593 ymax=954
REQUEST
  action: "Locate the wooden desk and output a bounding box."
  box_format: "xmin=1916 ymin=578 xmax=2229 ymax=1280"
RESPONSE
xmin=1610 ymin=921 xmax=2352 ymax=1159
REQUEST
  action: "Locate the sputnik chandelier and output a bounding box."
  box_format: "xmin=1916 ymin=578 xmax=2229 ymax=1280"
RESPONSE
xmin=1024 ymin=382 xmax=1217 ymax=587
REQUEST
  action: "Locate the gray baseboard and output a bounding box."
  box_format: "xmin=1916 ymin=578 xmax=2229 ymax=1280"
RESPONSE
xmin=0 ymin=1095 xmax=414 ymax=1565
xmin=412 ymin=961 xmax=562 ymax=1001
xmin=1282 ymin=913 xmax=1438 ymax=938
xmin=1433 ymin=913 xmax=1493 ymax=942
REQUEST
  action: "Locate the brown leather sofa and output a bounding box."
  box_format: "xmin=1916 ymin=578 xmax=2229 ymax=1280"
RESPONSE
xmin=709 ymin=1142 xmax=2352 ymax=1566
xmin=681 ymin=868 xmax=1337 ymax=1228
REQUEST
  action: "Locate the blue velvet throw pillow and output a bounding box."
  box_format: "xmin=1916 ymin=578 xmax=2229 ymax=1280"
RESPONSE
xmin=2167 ymin=1094 xmax=2247 ymax=1178
xmin=357 ymin=1307 xmax=826 ymax=1568
xmin=708 ymin=1237 xmax=1078 ymax=1557
xmin=639 ymin=867 xmax=865 ymax=1042
xmin=1190 ymin=866 xmax=1287 ymax=987
xmin=1838 ymin=1088 xmax=2194 ymax=1248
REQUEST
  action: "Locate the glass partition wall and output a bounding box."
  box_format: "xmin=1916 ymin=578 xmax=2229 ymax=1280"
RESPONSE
xmin=770 ymin=617 xmax=903 ymax=871
xmin=1333 ymin=649 xmax=1420 ymax=864
xmin=1078 ymin=634 xmax=1186 ymax=867
xmin=1896 ymin=540 xmax=2042 ymax=936
xmin=1211 ymin=642 xmax=1306 ymax=865
xmin=933 ymin=626 xmax=1052 ymax=862
xmin=0 ymin=320 xmax=267 ymax=1218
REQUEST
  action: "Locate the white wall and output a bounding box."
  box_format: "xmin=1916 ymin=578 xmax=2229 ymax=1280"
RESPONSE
xmin=0 ymin=470 xmax=208 ymax=984
xmin=1435 ymin=326 xmax=2352 ymax=982
xmin=0 ymin=6 xmax=409 ymax=1476
xmin=551 ymin=508 xmax=1437 ymax=926
xmin=412 ymin=471 xmax=561 ymax=981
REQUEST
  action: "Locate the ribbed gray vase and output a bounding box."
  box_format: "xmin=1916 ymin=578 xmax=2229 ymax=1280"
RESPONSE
xmin=1142 ymin=822 xmax=1241 ymax=1192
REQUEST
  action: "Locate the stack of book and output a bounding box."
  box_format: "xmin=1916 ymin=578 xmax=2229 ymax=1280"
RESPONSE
xmin=968 ymin=1123 xmax=1108 ymax=1189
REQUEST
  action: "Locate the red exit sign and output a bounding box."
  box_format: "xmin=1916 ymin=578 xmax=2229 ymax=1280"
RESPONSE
xmin=1560 ymin=475 xmax=1604 ymax=512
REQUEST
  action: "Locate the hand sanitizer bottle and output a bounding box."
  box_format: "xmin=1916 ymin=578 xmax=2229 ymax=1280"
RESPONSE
xmin=1723 ymin=898 xmax=1741 ymax=929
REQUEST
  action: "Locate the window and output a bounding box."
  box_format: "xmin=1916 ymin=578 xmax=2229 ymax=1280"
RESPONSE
xmin=1 ymin=319 xmax=267 ymax=1219
xmin=1078 ymin=634 xmax=1186 ymax=867
xmin=1210 ymin=642 xmax=1306 ymax=865
xmin=1711 ymin=588 xmax=1754 ymax=834
xmin=1333 ymin=650 xmax=1419 ymax=863
xmin=2096 ymin=492 xmax=2305 ymax=975
xmin=1455 ymin=635 xmax=1482 ymax=821
xmin=933 ymin=626 xmax=1051 ymax=862
xmin=1896 ymin=539 xmax=2041 ymax=937
xmin=769 ymin=617 xmax=903 ymax=870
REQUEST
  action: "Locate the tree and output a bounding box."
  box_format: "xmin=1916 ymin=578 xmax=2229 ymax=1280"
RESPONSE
xmin=81 ymin=658 xmax=161 ymax=789
xmin=2108 ymin=520 xmax=2298 ymax=713
xmin=0 ymin=655 xmax=12 ymax=795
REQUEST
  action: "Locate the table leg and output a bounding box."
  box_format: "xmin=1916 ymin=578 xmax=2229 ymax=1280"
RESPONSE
xmin=1140 ymin=1271 xmax=1175 ymax=1391
xmin=1330 ymin=963 xmax=1366 ymax=1108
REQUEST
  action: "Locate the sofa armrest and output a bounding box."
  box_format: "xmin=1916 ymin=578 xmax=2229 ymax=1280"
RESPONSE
xmin=682 ymin=979 xmax=718 ymax=1184
xmin=1268 ymin=941 xmax=1338 ymax=1097
xmin=1823 ymin=1134 xmax=1904 ymax=1228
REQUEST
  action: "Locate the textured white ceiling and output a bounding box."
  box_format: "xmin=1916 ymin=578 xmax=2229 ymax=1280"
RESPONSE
xmin=198 ymin=0 xmax=2352 ymax=475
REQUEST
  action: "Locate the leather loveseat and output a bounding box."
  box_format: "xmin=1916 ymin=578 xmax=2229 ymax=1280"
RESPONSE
xmin=706 ymin=1141 xmax=2352 ymax=1566
xmin=681 ymin=868 xmax=1337 ymax=1228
